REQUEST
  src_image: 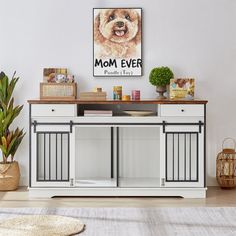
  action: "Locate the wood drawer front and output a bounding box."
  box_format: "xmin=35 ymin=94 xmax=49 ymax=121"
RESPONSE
xmin=31 ymin=104 xmax=76 ymax=117
xmin=160 ymin=104 xmax=204 ymax=116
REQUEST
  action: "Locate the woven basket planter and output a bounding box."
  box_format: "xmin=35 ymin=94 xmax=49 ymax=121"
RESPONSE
xmin=0 ymin=161 xmax=20 ymax=191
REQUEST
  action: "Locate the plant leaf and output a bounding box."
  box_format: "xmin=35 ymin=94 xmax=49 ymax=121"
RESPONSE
xmin=1 ymin=136 xmax=7 ymax=148
xmin=0 ymin=144 xmax=7 ymax=155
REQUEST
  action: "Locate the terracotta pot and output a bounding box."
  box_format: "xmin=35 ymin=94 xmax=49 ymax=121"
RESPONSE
xmin=156 ymin=86 xmax=167 ymax=99
xmin=0 ymin=161 xmax=20 ymax=191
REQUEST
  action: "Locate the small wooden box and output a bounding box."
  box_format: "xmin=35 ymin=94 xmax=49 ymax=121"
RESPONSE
xmin=40 ymin=83 xmax=77 ymax=100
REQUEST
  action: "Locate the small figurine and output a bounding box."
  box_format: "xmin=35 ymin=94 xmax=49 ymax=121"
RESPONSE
xmin=67 ymin=74 xmax=75 ymax=83
xmin=56 ymin=74 xmax=67 ymax=83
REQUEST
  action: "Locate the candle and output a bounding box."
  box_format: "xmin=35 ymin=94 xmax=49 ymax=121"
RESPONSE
xmin=131 ymin=90 xmax=140 ymax=100
xmin=122 ymin=95 xmax=131 ymax=101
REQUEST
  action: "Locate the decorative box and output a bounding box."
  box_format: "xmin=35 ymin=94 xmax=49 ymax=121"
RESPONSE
xmin=40 ymin=83 xmax=77 ymax=100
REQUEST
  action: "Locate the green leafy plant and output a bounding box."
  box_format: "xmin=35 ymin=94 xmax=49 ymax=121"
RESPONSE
xmin=149 ymin=67 xmax=174 ymax=87
xmin=0 ymin=72 xmax=25 ymax=164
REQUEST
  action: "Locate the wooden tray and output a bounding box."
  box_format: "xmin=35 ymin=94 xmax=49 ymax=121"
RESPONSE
xmin=123 ymin=110 xmax=155 ymax=116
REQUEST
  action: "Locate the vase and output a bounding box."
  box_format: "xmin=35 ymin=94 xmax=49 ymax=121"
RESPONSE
xmin=0 ymin=161 xmax=20 ymax=191
xmin=156 ymin=86 xmax=167 ymax=99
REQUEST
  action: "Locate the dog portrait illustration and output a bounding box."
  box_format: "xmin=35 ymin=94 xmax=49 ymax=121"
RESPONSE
xmin=94 ymin=8 xmax=142 ymax=58
xmin=93 ymin=8 xmax=142 ymax=77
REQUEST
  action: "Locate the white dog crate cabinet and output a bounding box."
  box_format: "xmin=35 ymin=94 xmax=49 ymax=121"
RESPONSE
xmin=28 ymin=99 xmax=207 ymax=198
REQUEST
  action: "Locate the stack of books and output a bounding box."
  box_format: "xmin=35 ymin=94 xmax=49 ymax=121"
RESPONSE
xmin=79 ymin=92 xmax=106 ymax=101
xmin=84 ymin=110 xmax=113 ymax=117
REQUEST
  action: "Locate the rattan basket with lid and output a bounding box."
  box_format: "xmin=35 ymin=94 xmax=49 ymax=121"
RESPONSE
xmin=216 ymin=138 xmax=236 ymax=188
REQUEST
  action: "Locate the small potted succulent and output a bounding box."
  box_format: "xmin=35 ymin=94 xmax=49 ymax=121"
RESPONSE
xmin=0 ymin=72 xmax=25 ymax=191
xmin=149 ymin=67 xmax=174 ymax=99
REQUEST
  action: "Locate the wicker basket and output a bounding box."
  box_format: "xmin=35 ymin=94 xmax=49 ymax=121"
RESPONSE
xmin=216 ymin=138 xmax=236 ymax=188
xmin=0 ymin=161 xmax=20 ymax=191
xmin=40 ymin=83 xmax=77 ymax=100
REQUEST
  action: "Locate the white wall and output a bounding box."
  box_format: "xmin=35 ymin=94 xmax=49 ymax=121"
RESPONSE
xmin=0 ymin=0 xmax=236 ymax=186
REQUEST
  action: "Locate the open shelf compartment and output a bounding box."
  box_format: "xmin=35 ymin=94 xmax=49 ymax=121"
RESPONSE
xmin=77 ymin=104 xmax=158 ymax=117
xmin=74 ymin=126 xmax=161 ymax=188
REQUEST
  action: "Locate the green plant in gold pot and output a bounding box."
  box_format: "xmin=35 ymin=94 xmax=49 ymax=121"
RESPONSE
xmin=149 ymin=67 xmax=174 ymax=99
xmin=0 ymin=72 xmax=25 ymax=191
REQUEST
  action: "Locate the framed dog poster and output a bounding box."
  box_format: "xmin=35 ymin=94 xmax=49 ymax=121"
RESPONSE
xmin=93 ymin=8 xmax=142 ymax=77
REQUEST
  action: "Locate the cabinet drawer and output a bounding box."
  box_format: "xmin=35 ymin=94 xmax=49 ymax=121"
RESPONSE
xmin=160 ymin=104 xmax=204 ymax=117
xmin=31 ymin=104 xmax=77 ymax=117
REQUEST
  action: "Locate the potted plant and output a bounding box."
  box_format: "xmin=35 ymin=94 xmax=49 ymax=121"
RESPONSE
xmin=0 ymin=71 xmax=25 ymax=191
xmin=149 ymin=66 xmax=174 ymax=99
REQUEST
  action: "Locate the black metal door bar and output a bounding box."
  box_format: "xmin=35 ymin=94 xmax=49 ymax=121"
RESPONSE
xmin=36 ymin=132 xmax=70 ymax=182
xmin=116 ymin=127 xmax=119 ymax=187
xmin=32 ymin=121 xmax=73 ymax=133
xmin=165 ymin=132 xmax=199 ymax=182
xmin=32 ymin=121 xmax=204 ymax=130
xmin=111 ymin=127 xmax=114 ymax=179
xmin=162 ymin=121 xmax=203 ymax=133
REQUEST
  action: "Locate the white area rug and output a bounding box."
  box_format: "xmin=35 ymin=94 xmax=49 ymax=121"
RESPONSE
xmin=0 ymin=208 xmax=235 ymax=236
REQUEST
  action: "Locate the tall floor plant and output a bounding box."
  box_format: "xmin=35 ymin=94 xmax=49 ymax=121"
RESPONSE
xmin=0 ymin=71 xmax=25 ymax=164
xmin=0 ymin=71 xmax=25 ymax=190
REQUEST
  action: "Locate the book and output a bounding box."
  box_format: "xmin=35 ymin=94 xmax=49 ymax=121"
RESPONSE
xmin=80 ymin=92 xmax=106 ymax=97
xmin=84 ymin=114 xmax=112 ymax=117
xmin=84 ymin=110 xmax=112 ymax=114
xmin=170 ymin=78 xmax=195 ymax=100
xmin=80 ymin=92 xmax=107 ymax=100
xmin=79 ymin=97 xmax=106 ymax=101
xmin=84 ymin=110 xmax=112 ymax=117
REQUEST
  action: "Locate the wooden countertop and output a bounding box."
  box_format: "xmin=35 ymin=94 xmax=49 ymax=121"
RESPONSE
xmin=27 ymin=99 xmax=208 ymax=104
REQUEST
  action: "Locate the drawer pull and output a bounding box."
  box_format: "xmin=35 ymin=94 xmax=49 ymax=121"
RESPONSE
xmin=181 ymin=109 xmax=185 ymax=112
xmin=51 ymin=109 xmax=55 ymax=112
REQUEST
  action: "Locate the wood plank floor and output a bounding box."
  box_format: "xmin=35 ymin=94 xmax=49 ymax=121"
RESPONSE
xmin=0 ymin=187 xmax=235 ymax=207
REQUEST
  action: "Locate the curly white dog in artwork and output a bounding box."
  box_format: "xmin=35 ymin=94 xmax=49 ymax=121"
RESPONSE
xmin=94 ymin=9 xmax=141 ymax=59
